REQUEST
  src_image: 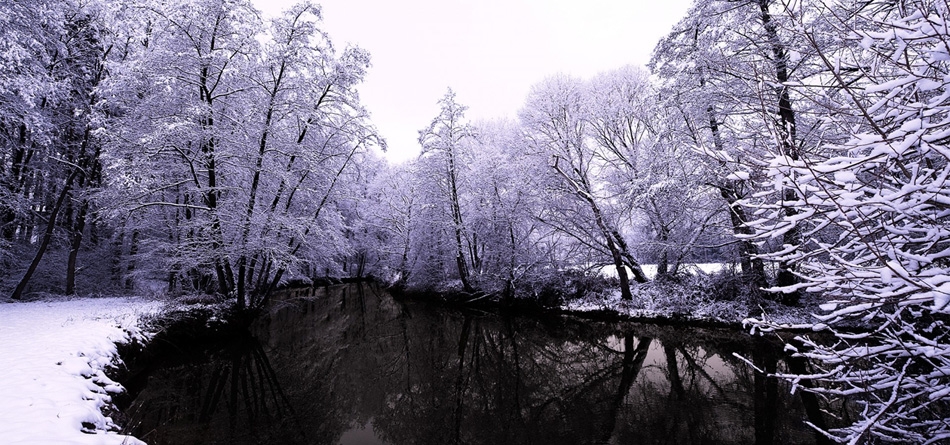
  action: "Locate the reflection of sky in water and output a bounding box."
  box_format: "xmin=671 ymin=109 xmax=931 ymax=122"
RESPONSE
xmin=608 ymin=334 xmax=737 ymax=388
xmin=339 ymin=420 xmax=388 ymax=445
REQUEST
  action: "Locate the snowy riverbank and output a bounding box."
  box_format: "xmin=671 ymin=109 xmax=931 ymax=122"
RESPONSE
xmin=564 ymin=264 xmax=821 ymax=328
xmin=0 ymin=297 xmax=161 ymax=445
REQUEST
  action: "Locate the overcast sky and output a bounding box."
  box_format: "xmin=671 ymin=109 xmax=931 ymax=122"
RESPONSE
xmin=252 ymin=0 xmax=693 ymax=162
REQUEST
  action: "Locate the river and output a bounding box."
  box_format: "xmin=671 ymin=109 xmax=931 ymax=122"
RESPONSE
xmin=119 ymin=283 xmax=839 ymax=444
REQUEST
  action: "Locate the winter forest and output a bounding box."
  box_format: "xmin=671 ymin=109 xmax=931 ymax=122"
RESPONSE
xmin=4 ymin=0 xmax=950 ymax=442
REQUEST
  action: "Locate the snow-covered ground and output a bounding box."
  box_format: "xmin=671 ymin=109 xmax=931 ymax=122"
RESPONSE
xmin=0 ymin=297 xmax=161 ymax=445
xmin=568 ymin=262 xmax=817 ymax=326
xmin=563 ymin=281 xmax=752 ymax=324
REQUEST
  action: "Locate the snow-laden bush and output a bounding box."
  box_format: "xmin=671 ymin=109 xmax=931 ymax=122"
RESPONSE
xmin=748 ymin=0 xmax=950 ymax=442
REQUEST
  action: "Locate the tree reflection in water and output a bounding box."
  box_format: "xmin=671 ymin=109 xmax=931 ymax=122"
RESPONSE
xmin=122 ymin=284 xmax=837 ymax=444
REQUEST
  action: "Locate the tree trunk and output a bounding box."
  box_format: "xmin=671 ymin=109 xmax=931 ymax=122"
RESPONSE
xmin=453 ymin=316 xmax=473 ymax=444
xmin=599 ymin=334 xmax=652 ymax=443
xmin=65 ymin=126 xmax=95 ymax=296
xmin=355 ymin=253 xmax=366 ymax=278
xmin=126 ymin=230 xmax=139 ymax=290
xmin=611 ymin=229 xmax=649 ymax=284
xmin=753 ymin=346 xmax=779 ymax=445
xmin=398 ymin=201 xmax=414 ymax=285
xmin=597 ymin=217 xmax=634 ymax=299
xmin=784 ymin=339 xmax=833 ymax=445
xmin=655 ymin=223 xmax=671 ymax=277
xmin=236 ymin=257 xmax=246 ymax=308
xmin=719 ymin=185 xmax=768 ymax=286
xmin=705 ymin=102 xmax=768 ymax=288
xmin=447 ymin=146 xmax=474 ymax=293
xmin=552 ymin=156 xmax=645 ymax=299
xmin=759 ymin=0 xmax=802 ymax=303
xmin=236 ymin=62 xmax=285 ymax=309
xmin=2 ymin=124 xmax=30 ymax=241
xmin=110 ymin=225 xmax=124 ymax=285
xmin=11 ymin=168 xmax=80 ymax=300
xmin=65 ymin=200 xmax=88 ymax=295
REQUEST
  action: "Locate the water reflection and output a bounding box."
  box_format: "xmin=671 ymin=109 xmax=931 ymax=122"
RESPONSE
xmin=123 ymin=284 xmax=832 ymax=444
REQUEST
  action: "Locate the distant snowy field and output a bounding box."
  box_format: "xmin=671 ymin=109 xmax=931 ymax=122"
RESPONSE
xmin=0 ymin=297 xmax=161 ymax=445
xmin=601 ymin=262 xmax=728 ymax=279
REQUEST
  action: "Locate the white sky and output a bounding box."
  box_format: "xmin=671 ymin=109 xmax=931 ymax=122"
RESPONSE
xmin=252 ymin=0 xmax=693 ymax=163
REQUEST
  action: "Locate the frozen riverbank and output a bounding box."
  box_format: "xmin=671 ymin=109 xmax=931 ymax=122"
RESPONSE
xmin=0 ymin=297 xmax=161 ymax=445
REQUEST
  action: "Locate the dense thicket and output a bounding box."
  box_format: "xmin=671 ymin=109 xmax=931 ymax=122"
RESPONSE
xmin=0 ymin=0 xmax=737 ymax=303
xmin=0 ymin=0 xmax=383 ymax=306
xmin=741 ymin=0 xmax=950 ymax=441
xmin=652 ymin=0 xmax=950 ymax=440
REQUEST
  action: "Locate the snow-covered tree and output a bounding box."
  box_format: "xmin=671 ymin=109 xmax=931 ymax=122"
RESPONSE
xmin=360 ymin=159 xmax=418 ymax=284
xmin=650 ymin=0 xmax=857 ymax=302
xmin=414 ymin=89 xmax=477 ymax=293
xmin=586 ymin=66 xmax=723 ymax=277
xmin=98 ymin=0 xmax=378 ymax=305
xmin=0 ymin=0 xmax=64 ymax=245
xmin=101 ymin=0 xmax=262 ymax=299
xmin=521 ymin=74 xmax=648 ymax=300
xmin=650 ymin=3 xmax=770 ymax=284
xmin=0 ymin=0 xmax=121 ymax=298
xmin=462 ymin=119 xmax=555 ymax=298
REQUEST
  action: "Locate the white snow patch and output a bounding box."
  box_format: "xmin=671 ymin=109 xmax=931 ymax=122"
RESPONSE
xmin=600 ymin=263 xmax=726 ymax=280
xmin=726 ymin=171 xmax=750 ymax=181
xmin=880 ymin=266 xmax=893 ymax=284
xmin=934 ymin=292 xmax=950 ymax=312
xmin=833 ymin=170 xmax=857 ymax=184
xmin=0 ymin=297 xmax=160 ymax=444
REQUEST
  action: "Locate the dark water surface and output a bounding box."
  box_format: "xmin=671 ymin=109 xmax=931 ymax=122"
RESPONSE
xmin=122 ymin=284 xmax=834 ymax=444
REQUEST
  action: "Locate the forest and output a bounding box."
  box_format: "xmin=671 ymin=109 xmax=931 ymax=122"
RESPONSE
xmin=3 ymin=0 xmax=950 ymax=442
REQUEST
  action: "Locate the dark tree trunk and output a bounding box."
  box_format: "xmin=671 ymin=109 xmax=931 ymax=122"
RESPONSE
xmin=611 ymin=229 xmax=649 ymax=284
xmin=236 ymin=257 xmax=246 ymax=308
xmin=236 ymin=61 xmax=285 ymax=309
xmin=760 ymin=0 xmax=801 ymax=304
xmin=719 ymin=184 xmax=768 ymax=287
xmin=355 ymin=253 xmax=366 ymax=279
xmin=656 ymin=228 xmax=670 ymax=277
xmin=552 ymin=156 xmax=646 ymax=300
xmin=447 ymin=147 xmax=474 ymax=293
xmin=665 ymin=344 xmax=687 ymax=400
xmin=11 ymin=168 xmax=80 ymax=300
xmin=110 ymin=226 xmax=124 ymax=285
xmin=126 ymin=230 xmax=139 ymax=290
xmin=2 ymin=124 xmax=30 ymax=241
xmin=600 ymin=333 xmax=652 ymax=443
xmin=785 ymin=339 xmax=833 ymax=445
xmin=65 ymin=200 xmax=88 ymax=295
xmin=65 ymin=126 xmax=96 ymax=295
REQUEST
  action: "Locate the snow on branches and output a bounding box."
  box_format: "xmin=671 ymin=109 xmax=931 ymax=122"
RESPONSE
xmin=748 ymin=0 xmax=950 ymax=442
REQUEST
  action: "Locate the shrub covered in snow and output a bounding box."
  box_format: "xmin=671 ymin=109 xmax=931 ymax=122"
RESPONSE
xmin=745 ymin=0 xmax=950 ymax=441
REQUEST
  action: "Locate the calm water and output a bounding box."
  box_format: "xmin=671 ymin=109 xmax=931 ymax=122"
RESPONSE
xmin=121 ymin=283 xmax=835 ymax=444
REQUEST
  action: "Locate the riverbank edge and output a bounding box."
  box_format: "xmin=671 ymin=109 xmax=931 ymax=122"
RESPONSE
xmin=0 ymin=297 xmax=161 ymax=444
xmin=108 ymin=300 xmax=256 ymax=435
xmin=384 ymin=284 xmax=821 ymax=334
